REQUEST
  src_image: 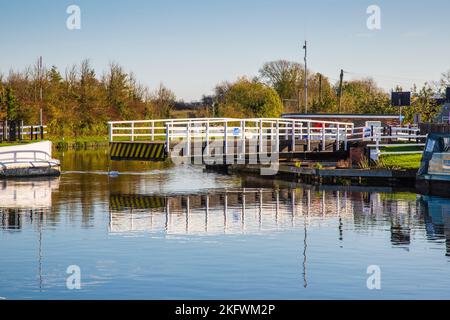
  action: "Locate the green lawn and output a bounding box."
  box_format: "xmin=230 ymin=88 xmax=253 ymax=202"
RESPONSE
xmin=379 ymin=154 xmax=422 ymax=170
xmin=377 ymin=145 xmax=423 ymax=170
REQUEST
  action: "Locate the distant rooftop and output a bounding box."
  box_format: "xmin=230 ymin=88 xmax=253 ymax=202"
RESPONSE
xmin=283 ymin=114 xmax=400 ymax=119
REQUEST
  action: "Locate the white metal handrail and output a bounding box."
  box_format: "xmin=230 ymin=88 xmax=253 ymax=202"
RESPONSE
xmin=0 ymin=150 xmax=58 ymax=167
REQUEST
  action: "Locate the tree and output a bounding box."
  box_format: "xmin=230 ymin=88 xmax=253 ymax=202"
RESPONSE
xmin=337 ymin=78 xmax=393 ymax=114
xmin=218 ymin=78 xmax=284 ymax=118
xmin=151 ymin=83 xmax=176 ymax=118
xmin=408 ymin=83 xmax=440 ymax=123
xmin=440 ymin=70 xmax=450 ymax=94
xmin=105 ymin=62 xmax=130 ymax=120
xmin=259 ymin=60 xmax=302 ymax=102
xmin=3 ymin=87 xmax=20 ymax=120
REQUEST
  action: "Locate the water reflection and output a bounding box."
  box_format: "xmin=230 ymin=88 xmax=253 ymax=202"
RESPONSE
xmin=420 ymin=196 xmax=450 ymax=256
xmin=2 ymin=148 xmax=450 ymax=299
xmin=0 ymin=178 xmax=59 ymax=230
xmin=109 ymin=188 xmax=450 ymax=257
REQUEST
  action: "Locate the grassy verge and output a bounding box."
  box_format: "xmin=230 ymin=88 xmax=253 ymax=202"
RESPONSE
xmin=379 ymin=154 xmax=422 ymax=170
xmin=0 ymin=140 xmax=39 ymax=147
xmin=377 ymin=145 xmax=423 ymax=170
xmin=48 ymin=135 xmax=109 ymax=144
xmin=47 ymin=135 xmax=109 ymax=150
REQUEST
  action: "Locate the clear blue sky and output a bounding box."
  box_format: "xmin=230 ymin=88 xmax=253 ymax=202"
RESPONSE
xmin=1 ymin=0 xmax=449 ymax=100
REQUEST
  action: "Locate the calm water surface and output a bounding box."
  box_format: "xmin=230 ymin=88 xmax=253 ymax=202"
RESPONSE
xmin=0 ymin=148 xmax=449 ymax=299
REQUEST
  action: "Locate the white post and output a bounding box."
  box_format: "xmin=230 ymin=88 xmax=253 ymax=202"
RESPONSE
xmin=241 ymin=120 xmax=246 ymax=156
xmin=165 ymin=123 xmax=170 ymax=153
xmin=276 ymin=120 xmax=280 ymax=153
xmin=205 ymin=120 xmax=210 ymax=155
xmin=344 ymin=124 xmax=348 ymax=151
xmin=322 ymin=123 xmax=326 ymax=151
xmin=151 ymin=120 xmax=155 ymax=141
xmin=307 ymin=122 xmax=311 ymax=151
xmin=131 ymin=122 xmax=135 ymax=142
xmin=336 ymin=124 xmax=340 ymax=150
xmin=259 ymin=119 xmax=263 ymax=154
xmin=374 ymin=127 xmax=380 ymax=161
xmin=186 ymin=122 xmax=191 ymax=157
xmin=224 ymin=120 xmax=228 ymax=155
xmin=108 ymin=123 xmax=113 ymax=142
xmin=291 ymin=121 xmax=296 ymax=152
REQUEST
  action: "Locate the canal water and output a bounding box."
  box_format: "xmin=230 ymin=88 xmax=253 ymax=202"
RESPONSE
xmin=0 ymin=148 xmax=449 ymax=300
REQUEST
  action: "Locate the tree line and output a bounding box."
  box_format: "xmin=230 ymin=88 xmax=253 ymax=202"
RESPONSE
xmin=0 ymin=59 xmax=176 ymax=137
xmin=0 ymin=58 xmax=448 ymax=138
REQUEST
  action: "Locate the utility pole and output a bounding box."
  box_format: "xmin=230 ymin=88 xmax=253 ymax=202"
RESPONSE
xmin=38 ymin=56 xmax=43 ymax=126
xmin=303 ymin=41 xmax=308 ymax=114
xmin=338 ymin=69 xmax=344 ymax=113
xmin=318 ymin=73 xmax=323 ymax=104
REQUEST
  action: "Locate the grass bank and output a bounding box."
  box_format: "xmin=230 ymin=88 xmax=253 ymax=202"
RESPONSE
xmin=379 ymin=154 xmax=422 ymax=170
xmin=49 ymin=135 xmax=109 ymax=150
xmin=378 ymin=145 xmax=423 ymax=170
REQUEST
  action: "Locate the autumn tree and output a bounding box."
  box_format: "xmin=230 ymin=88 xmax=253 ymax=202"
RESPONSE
xmin=150 ymin=83 xmax=176 ymax=119
xmin=217 ymin=78 xmax=283 ymax=118
xmin=408 ymin=84 xmax=440 ymax=123
xmin=259 ymin=60 xmax=301 ymax=103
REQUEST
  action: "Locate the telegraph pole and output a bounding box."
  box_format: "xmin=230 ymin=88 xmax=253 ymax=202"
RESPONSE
xmin=303 ymin=41 xmax=308 ymax=114
xmin=338 ymin=69 xmax=344 ymax=113
xmin=38 ymin=56 xmax=43 ymax=126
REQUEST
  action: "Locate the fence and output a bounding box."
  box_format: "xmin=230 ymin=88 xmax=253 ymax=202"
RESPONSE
xmin=0 ymin=120 xmax=47 ymax=143
xmin=366 ymin=126 xmax=427 ymax=160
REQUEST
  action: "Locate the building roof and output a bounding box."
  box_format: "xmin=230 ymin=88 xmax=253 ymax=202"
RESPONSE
xmin=282 ymin=114 xmax=400 ymax=119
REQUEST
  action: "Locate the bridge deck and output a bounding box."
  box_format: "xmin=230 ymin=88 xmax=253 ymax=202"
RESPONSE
xmin=108 ymin=118 xmax=426 ymax=163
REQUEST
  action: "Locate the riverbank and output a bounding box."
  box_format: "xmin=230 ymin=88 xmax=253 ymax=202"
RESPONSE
xmin=0 ymin=135 xmax=110 ymax=150
xmin=50 ymin=135 xmax=109 ymax=150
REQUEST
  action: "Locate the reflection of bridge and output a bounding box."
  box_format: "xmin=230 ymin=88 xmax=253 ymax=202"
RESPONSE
xmin=109 ymin=189 xmax=450 ymax=256
xmin=109 ymin=189 xmax=353 ymax=235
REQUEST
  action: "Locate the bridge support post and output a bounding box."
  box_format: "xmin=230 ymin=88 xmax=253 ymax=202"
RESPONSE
xmin=344 ymin=124 xmax=348 ymax=151
xmin=307 ymin=122 xmax=311 ymax=152
xmin=322 ymin=123 xmax=326 ymax=151
xmin=165 ymin=123 xmax=170 ymax=153
xmin=205 ymin=121 xmax=210 ymax=156
xmin=276 ymin=120 xmax=280 ymax=153
xmin=151 ymin=120 xmax=155 ymax=141
xmin=224 ymin=121 xmax=228 ymax=156
xmin=291 ymin=121 xmax=296 ymax=152
xmin=108 ymin=123 xmax=112 ymax=142
xmin=336 ymin=124 xmax=341 ymax=151
xmin=186 ymin=122 xmax=191 ymax=157
xmin=259 ymin=120 xmax=263 ymax=154
xmin=241 ymin=120 xmax=246 ymax=158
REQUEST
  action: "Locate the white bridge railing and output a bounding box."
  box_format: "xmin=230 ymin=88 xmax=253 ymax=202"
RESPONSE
xmin=0 ymin=150 xmax=59 ymax=167
xmin=366 ymin=126 xmax=427 ymax=160
xmin=108 ymin=118 xmax=354 ymax=154
xmin=108 ymin=118 xmax=427 ymax=158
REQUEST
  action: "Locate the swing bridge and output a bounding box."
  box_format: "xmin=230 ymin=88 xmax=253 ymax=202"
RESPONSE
xmin=108 ymin=117 xmax=427 ymax=164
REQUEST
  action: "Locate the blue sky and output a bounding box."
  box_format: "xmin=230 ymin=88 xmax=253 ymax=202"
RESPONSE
xmin=1 ymin=0 xmax=449 ymax=100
